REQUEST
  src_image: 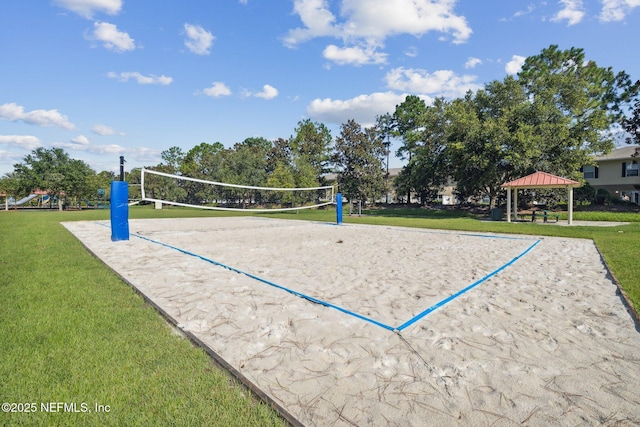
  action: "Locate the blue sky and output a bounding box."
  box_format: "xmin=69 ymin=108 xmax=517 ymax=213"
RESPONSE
xmin=1 ymin=0 xmax=639 ymax=176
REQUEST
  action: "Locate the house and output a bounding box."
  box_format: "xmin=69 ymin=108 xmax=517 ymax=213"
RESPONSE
xmin=584 ymin=145 xmax=640 ymax=204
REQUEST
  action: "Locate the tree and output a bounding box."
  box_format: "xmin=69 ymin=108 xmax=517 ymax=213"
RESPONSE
xmin=447 ymin=77 xmax=538 ymax=207
xmin=266 ymin=163 xmax=296 ymax=204
xmin=160 ymin=146 xmax=185 ymax=174
xmin=622 ymin=97 xmax=640 ymax=145
xmin=179 ymin=142 xmax=225 ymax=203
xmin=0 ymin=173 xmax=21 ymax=209
xmin=219 ymin=138 xmax=271 ymax=207
xmin=333 ymin=119 xmax=386 ymax=204
xmin=518 ymin=45 xmax=639 ymax=178
xmin=398 ymin=97 xmax=451 ymax=205
xmin=291 ymin=119 xmax=333 ymax=183
xmin=392 ymin=95 xmax=429 ymax=201
xmin=392 ymin=95 xmax=428 ymax=161
xmin=64 ymin=159 xmax=98 ymax=208
xmin=376 ymin=113 xmax=393 ymax=203
xmin=13 ymin=147 xmax=91 ymax=210
xmin=266 ymin=138 xmax=293 ymax=174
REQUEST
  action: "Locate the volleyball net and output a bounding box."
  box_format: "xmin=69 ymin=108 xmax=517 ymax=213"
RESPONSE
xmin=139 ymin=168 xmax=336 ymax=212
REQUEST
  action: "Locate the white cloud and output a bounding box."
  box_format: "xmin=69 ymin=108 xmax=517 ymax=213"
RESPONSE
xmin=92 ymin=124 xmax=121 ymax=135
xmin=240 ymin=84 xmax=279 ymax=100
xmin=505 ymin=55 xmax=526 ymax=75
xmin=307 ymin=91 xmax=409 ymax=126
xmin=87 ymin=22 xmax=135 ymax=52
xmin=323 ymin=44 xmax=387 ymax=65
xmin=86 ymin=144 xmax=126 ymax=155
xmin=201 ymin=82 xmax=232 ymax=97
xmin=254 ymin=84 xmax=279 ymax=100
xmin=285 ymin=0 xmax=472 ymax=46
xmin=0 ymin=135 xmax=43 ymax=150
xmin=600 ymin=0 xmax=640 ymax=21
xmin=404 ymin=46 xmax=418 ymax=58
xmin=108 ymin=71 xmax=173 ymax=85
xmin=54 ymin=141 xmax=126 ymax=155
xmin=465 ymin=57 xmax=482 ymax=69
xmin=385 ymin=67 xmax=482 ymax=98
xmin=514 ymin=4 xmax=536 ymax=18
xmin=0 ymin=103 xmax=75 ymax=130
xmin=283 ymin=0 xmax=340 ymax=47
xmin=70 ymin=135 xmax=90 ymax=145
xmin=53 ymin=0 xmax=122 ymax=19
xmin=284 ymin=0 xmax=472 ymax=65
xmin=552 ymin=0 xmax=585 ymax=25
xmin=184 ymin=24 xmax=215 ymax=55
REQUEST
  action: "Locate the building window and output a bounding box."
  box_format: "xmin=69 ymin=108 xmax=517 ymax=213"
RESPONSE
xmin=626 ymin=162 xmax=639 ymax=177
xmin=583 ymin=165 xmax=597 ymax=179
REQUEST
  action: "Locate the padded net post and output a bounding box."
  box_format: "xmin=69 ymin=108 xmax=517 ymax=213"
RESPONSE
xmin=110 ymin=180 xmax=129 ymax=241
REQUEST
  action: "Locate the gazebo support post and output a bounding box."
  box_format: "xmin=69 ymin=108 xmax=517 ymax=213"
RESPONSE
xmin=513 ymin=188 xmax=518 ymax=221
xmin=568 ymin=186 xmax=574 ymax=225
xmin=506 ymin=188 xmax=511 ymax=222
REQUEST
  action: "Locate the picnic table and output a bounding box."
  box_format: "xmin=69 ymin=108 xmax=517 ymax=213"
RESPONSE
xmin=518 ymin=210 xmax=559 ymax=223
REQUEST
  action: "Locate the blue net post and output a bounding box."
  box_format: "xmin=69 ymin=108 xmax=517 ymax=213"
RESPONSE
xmin=336 ymin=193 xmax=343 ymax=225
xmin=110 ymin=180 xmax=129 ymax=241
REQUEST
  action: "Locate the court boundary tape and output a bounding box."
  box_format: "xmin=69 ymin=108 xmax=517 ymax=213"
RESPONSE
xmin=396 ymin=239 xmax=541 ymax=331
xmin=115 ymin=222 xmax=541 ymax=332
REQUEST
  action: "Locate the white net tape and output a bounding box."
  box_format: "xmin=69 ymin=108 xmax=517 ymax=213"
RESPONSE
xmin=140 ymin=168 xmax=335 ymax=212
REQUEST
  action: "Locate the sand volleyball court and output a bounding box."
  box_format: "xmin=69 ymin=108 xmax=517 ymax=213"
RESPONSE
xmin=63 ymin=216 xmax=640 ymax=426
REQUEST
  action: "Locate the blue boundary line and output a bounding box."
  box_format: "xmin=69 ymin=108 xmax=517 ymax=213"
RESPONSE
xmin=96 ymin=221 xmax=540 ymax=332
xmin=129 ymin=230 xmax=397 ymax=331
xmin=395 ymin=239 xmax=541 ymax=331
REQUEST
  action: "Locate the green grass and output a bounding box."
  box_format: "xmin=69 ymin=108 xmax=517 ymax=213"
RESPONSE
xmin=0 ymin=209 xmax=287 ymax=427
xmin=1 ymin=205 xmax=639 ymax=426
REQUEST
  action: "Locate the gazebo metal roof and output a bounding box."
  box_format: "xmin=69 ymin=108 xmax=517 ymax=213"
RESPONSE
xmin=502 ymin=171 xmax=580 ymax=189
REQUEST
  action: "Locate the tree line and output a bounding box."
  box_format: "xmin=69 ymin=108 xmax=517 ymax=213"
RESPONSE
xmin=2 ymin=45 xmax=639 ymax=209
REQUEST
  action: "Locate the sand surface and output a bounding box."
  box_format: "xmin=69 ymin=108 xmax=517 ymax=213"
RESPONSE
xmin=63 ymin=217 xmax=640 ymax=426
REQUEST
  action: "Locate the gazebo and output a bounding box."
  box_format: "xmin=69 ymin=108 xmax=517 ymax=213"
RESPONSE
xmin=501 ymin=171 xmax=581 ymax=225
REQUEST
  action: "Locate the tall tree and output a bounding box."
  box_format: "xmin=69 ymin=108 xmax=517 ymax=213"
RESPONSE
xmin=179 ymin=142 xmax=225 ymax=203
xmin=392 ymin=95 xmax=429 ymax=201
xmin=376 ymin=113 xmax=394 ymax=203
xmin=452 ymin=77 xmax=540 ymax=207
xmin=64 ymin=159 xmax=98 ymax=208
xmin=160 ymin=146 xmax=185 ymax=174
xmin=622 ymin=97 xmax=640 ymax=145
xmin=392 ymin=95 xmax=428 ymax=162
xmin=291 ymin=119 xmax=333 ymax=182
xmin=397 ymin=97 xmax=451 ymax=205
xmin=518 ymin=45 xmax=639 ymax=178
xmin=219 ymin=137 xmax=271 ymax=207
xmin=333 ymin=119 xmax=386 ymax=204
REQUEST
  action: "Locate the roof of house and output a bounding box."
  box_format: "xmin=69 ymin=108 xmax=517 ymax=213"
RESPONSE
xmin=595 ymin=145 xmax=640 ymax=161
xmin=501 ymin=171 xmax=581 ymax=188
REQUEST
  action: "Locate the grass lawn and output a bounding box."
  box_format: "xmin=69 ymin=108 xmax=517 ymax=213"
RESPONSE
xmin=1 ymin=205 xmax=638 ymax=426
xmin=0 ymin=208 xmax=287 ymax=427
